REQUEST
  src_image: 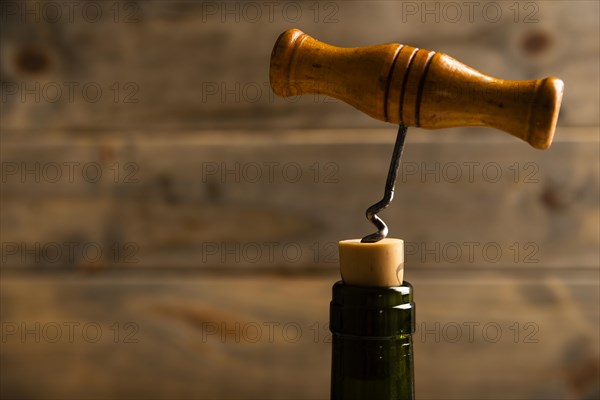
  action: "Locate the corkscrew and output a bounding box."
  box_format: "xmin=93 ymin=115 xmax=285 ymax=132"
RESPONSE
xmin=269 ymin=29 xmax=564 ymax=242
xmin=361 ymin=124 xmax=407 ymax=243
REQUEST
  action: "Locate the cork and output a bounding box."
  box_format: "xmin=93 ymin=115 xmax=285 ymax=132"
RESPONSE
xmin=339 ymin=238 xmax=404 ymax=287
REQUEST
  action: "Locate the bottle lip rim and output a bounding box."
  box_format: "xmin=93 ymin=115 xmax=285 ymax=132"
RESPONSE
xmin=330 ymin=281 xmax=415 ymax=336
xmin=332 ymin=280 xmax=413 ymax=302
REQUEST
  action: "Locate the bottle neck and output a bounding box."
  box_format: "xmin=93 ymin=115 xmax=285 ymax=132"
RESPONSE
xmin=330 ymin=281 xmax=415 ymax=400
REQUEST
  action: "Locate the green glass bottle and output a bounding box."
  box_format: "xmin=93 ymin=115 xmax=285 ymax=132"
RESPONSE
xmin=330 ymin=281 xmax=415 ymax=400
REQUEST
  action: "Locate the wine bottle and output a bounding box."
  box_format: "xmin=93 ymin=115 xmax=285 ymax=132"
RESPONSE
xmin=330 ymin=239 xmax=415 ymax=400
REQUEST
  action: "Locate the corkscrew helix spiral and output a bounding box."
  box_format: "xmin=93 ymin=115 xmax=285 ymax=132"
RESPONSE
xmin=361 ymin=124 xmax=408 ymax=243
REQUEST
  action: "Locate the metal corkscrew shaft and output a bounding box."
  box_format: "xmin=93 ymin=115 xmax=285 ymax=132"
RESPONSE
xmin=361 ymin=124 xmax=408 ymax=243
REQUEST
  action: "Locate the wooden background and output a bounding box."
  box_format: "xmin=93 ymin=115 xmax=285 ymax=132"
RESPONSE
xmin=1 ymin=1 xmax=599 ymax=399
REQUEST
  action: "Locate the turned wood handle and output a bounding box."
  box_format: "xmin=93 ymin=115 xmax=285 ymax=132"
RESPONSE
xmin=270 ymin=29 xmax=564 ymax=149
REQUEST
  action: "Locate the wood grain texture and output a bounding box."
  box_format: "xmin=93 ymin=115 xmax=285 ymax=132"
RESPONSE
xmin=1 ymin=2 xmax=598 ymax=399
xmin=1 ymin=270 xmax=598 ymax=399
xmin=270 ymin=28 xmax=563 ymax=149
xmin=1 ymin=128 xmax=598 ymax=270
xmin=0 ymin=1 xmax=597 ymax=134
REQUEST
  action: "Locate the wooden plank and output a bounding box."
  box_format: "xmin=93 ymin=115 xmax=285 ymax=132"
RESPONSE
xmin=1 ymin=269 xmax=598 ymax=399
xmin=0 ymin=1 xmax=598 ymax=135
xmin=1 ymin=128 xmax=598 ymax=269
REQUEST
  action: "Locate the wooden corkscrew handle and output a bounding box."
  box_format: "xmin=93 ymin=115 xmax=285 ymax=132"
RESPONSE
xmin=270 ymin=29 xmax=564 ymax=149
